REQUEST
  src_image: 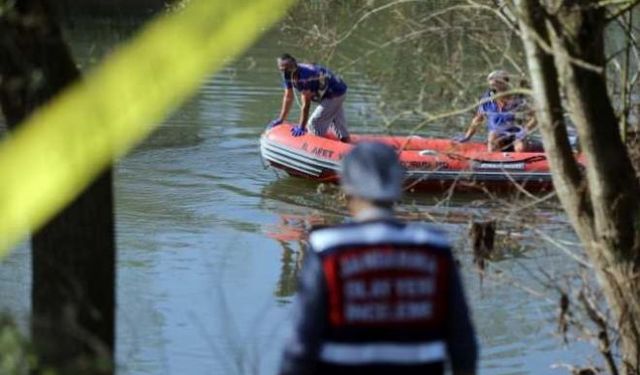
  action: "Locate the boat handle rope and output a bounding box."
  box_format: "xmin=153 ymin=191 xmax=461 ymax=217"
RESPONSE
xmin=418 ymin=149 xmax=547 ymax=164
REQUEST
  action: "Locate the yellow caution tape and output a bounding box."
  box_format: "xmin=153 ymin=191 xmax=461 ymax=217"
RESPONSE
xmin=0 ymin=0 xmax=296 ymax=257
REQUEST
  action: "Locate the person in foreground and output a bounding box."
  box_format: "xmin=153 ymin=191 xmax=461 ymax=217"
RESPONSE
xmin=268 ymin=53 xmax=350 ymax=143
xmin=278 ymin=142 xmax=478 ymax=375
xmin=455 ymin=69 xmax=535 ymax=152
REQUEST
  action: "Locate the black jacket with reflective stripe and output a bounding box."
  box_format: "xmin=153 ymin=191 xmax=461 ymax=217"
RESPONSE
xmin=279 ymin=219 xmax=478 ymax=375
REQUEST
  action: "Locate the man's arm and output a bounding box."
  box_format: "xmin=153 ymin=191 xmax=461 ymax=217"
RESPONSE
xmin=277 ymin=88 xmax=294 ymax=122
xmin=298 ymin=92 xmax=312 ymax=129
xmin=462 ymin=113 xmax=485 ymax=141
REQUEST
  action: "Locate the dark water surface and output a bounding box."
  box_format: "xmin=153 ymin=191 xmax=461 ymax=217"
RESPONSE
xmin=0 ymin=10 xmax=597 ymax=375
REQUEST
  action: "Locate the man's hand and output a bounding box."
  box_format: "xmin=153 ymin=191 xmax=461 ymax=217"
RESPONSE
xmin=291 ymin=125 xmax=307 ymax=137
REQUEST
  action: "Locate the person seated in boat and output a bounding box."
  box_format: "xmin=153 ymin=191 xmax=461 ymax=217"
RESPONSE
xmin=268 ymin=53 xmax=351 ymax=143
xmin=454 ymin=70 xmax=536 ymax=152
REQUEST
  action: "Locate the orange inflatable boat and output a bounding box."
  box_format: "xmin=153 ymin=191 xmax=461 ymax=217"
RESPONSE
xmin=260 ymin=123 xmax=583 ymax=193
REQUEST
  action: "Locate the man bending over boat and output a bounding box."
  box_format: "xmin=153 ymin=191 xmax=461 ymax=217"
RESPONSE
xmin=268 ymin=53 xmax=351 ymax=143
xmin=454 ymin=70 xmax=535 ymax=152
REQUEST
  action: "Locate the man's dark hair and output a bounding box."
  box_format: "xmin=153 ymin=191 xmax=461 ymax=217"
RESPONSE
xmin=279 ymin=53 xmax=296 ymax=63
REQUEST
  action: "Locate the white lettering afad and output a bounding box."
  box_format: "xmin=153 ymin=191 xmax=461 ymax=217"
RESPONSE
xmin=340 ymin=250 xmax=438 ymax=277
xmin=345 ymin=301 xmax=433 ymax=323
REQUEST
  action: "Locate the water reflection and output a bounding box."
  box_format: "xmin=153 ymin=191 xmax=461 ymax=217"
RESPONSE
xmin=259 ymin=175 xmax=553 ymax=304
xmin=263 ymin=215 xmax=309 ymax=300
xmin=273 ymin=240 xmax=301 ymax=300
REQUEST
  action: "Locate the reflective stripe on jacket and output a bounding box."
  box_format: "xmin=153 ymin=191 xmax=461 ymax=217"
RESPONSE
xmin=320 ymin=341 xmax=446 ymax=365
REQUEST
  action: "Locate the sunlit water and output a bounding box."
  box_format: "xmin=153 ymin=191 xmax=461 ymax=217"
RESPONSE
xmin=0 ymin=13 xmax=599 ymax=375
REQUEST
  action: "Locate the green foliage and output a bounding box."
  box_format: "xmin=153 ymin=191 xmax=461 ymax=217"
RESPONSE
xmin=0 ymin=313 xmax=35 ymax=375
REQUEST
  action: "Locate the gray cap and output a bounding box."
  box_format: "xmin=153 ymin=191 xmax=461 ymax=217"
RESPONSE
xmin=340 ymin=142 xmax=405 ymax=202
xmin=487 ymin=69 xmax=510 ymax=85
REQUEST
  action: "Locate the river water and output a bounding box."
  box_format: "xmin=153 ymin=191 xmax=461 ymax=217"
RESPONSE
xmin=0 ymin=8 xmax=598 ymax=375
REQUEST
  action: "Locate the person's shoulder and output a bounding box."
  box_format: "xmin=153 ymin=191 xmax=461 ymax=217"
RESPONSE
xmin=479 ymin=89 xmax=494 ymax=100
xmin=477 ymin=89 xmax=495 ymax=110
xmin=307 ymin=223 xmax=349 ymax=252
xmin=297 ymin=63 xmax=316 ymax=73
xmin=308 ymin=219 xmax=388 ymax=243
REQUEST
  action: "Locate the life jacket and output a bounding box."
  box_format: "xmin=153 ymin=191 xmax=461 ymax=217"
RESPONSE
xmin=308 ymin=219 xmax=454 ymax=374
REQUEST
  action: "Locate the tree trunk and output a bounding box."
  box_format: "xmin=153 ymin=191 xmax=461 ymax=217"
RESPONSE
xmin=0 ymin=1 xmax=115 ymax=374
xmin=515 ymin=0 xmax=640 ymax=373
